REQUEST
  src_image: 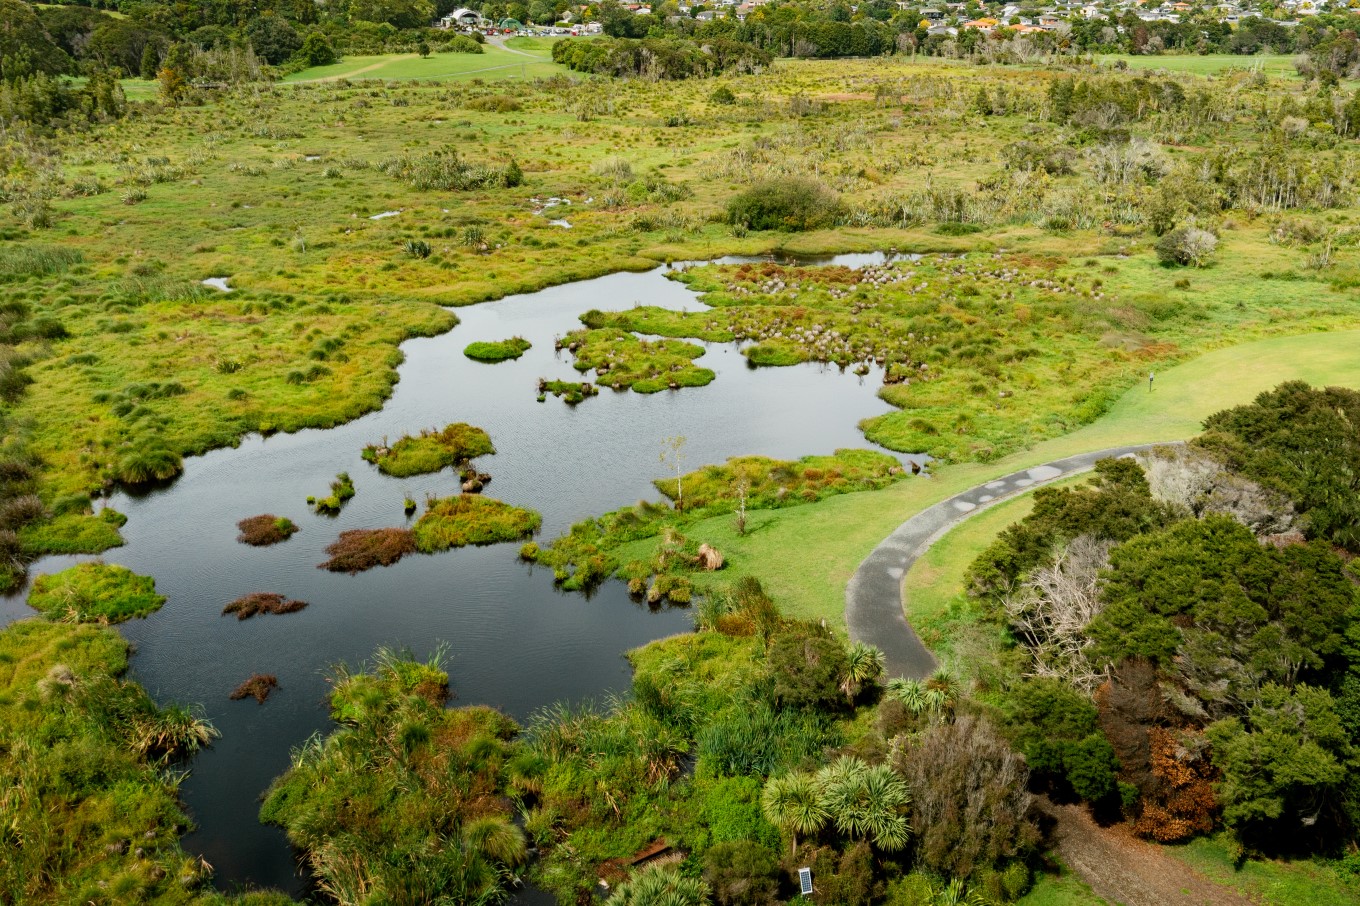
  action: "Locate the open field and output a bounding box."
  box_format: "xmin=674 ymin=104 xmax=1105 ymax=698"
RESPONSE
xmin=282 ymin=45 xmax=568 ymax=83
xmin=1098 ymin=53 xmax=1298 ymax=77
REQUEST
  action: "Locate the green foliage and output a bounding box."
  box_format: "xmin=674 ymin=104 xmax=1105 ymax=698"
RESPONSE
xmin=767 ymin=623 xmax=849 ymax=712
xmin=1198 ymin=381 xmax=1360 ymax=550
xmin=363 ymin=423 xmax=494 ymax=477
xmin=702 ymin=839 xmax=780 ymax=906
xmin=552 ymin=35 xmax=769 ymax=79
xmin=1207 ymin=683 xmax=1360 ymax=850
xmin=725 ymin=177 xmax=843 ymax=232
xmin=19 ymin=508 xmax=125 ymax=555
xmin=412 ymin=494 xmax=541 ymax=552
xmin=464 ymin=336 xmax=531 ymax=362
xmin=27 ymin=562 xmax=165 ymax=624
xmin=606 ymin=866 xmax=710 ymax=906
xmin=968 ymin=457 xmax=1178 ymax=606
xmin=662 ymin=449 xmax=905 ymax=518
xmin=1000 ymin=678 xmax=1118 ymax=804
xmin=1089 ymin=516 xmax=1357 ymax=706
xmin=261 ymin=646 xmax=526 ymax=904
xmin=307 ymin=471 xmax=355 ymax=513
xmin=0 ymin=620 xmax=224 ymax=904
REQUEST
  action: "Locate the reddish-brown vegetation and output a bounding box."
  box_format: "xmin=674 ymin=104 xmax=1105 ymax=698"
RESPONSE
xmin=319 ymin=528 xmax=417 ymax=573
xmin=236 ymin=514 xmax=299 ymax=546
xmin=230 ymin=673 xmax=279 ymax=703
xmin=223 ymin=593 xmax=308 ymax=620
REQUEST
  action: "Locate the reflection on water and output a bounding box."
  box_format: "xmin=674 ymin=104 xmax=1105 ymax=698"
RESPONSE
xmin=7 ymin=254 xmax=908 ymax=893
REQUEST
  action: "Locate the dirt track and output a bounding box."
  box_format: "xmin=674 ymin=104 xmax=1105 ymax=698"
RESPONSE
xmin=1038 ymin=796 xmax=1248 ymax=906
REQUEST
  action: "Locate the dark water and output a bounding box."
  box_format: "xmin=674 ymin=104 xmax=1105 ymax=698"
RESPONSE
xmin=4 ymin=253 xmax=907 ymax=894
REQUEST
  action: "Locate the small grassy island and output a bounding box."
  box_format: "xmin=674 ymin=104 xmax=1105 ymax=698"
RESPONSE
xmin=464 ymin=336 xmax=532 ymax=362
xmin=563 ymin=327 xmax=714 ymax=394
xmin=413 ymin=494 xmax=542 ymax=552
xmin=27 ymin=562 xmax=166 ymax=624
xmin=362 ymin=423 xmax=495 ymax=478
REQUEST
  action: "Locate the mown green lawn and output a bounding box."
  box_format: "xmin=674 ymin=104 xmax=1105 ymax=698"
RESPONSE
xmin=282 ymin=46 xmax=568 ymax=82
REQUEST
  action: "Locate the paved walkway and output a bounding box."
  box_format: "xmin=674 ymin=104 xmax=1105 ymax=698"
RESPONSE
xmin=845 ymin=444 xmax=1168 ymax=679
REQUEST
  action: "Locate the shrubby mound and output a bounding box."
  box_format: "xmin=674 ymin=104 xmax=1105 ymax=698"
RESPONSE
xmin=363 ymin=423 xmax=494 ymax=477
xmin=726 ymin=177 xmax=843 ymax=232
xmin=464 ymin=336 xmax=531 ymax=362
xmin=27 ymin=562 xmax=165 ymax=623
xmin=236 ymin=514 xmax=299 ymax=546
xmin=223 ymin=592 xmax=308 ymax=620
xmin=319 ymin=528 xmax=417 ymax=573
xmin=413 ymin=494 xmax=541 ymax=552
xmin=260 ymin=648 xmax=525 ymax=903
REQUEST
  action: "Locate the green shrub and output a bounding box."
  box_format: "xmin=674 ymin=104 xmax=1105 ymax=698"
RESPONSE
xmin=725 ymin=177 xmax=843 ymax=232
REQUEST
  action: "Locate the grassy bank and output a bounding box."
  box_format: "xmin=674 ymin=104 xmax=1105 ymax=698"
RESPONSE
xmin=677 ymin=329 xmax=1360 ymax=627
xmin=282 ymin=45 xmax=568 ymax=83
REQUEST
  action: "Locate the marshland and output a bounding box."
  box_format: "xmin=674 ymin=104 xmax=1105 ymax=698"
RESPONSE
xmin=8 ymin=3 xmax=1360 ymax=903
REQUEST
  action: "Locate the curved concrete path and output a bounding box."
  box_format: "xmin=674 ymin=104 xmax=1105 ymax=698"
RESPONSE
xmin=846 ymin=443 xmax=1168 ymax=680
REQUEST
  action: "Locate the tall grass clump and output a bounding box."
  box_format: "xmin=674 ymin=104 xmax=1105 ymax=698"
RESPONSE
xmin=0 ymin=620 xmax=225 ymax=901
xmin=308 ymin=472 xmax=355 ymax=514
xmin=0 ymin=246 xmax=81 ymax=278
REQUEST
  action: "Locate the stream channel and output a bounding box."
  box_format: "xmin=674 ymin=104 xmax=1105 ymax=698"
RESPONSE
xmin=3 ymin=251 xmax=914 ymax=895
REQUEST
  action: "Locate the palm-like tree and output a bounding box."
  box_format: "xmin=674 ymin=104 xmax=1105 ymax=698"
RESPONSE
xmin=817 ymin=756 xmax=911 ymax=852
xmin=761 ymin=771 xmax=828 ymax=857
xmin=886 ymin=677 xmax=927 ymax=714
xmin=839 ymin=642 xmax=886 ymax=704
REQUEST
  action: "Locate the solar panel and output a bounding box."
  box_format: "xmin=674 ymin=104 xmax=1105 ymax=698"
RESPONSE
xmin=798 ymin=867 xmax=813 ymax=897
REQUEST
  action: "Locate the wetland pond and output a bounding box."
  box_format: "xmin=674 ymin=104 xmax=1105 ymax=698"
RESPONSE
xmin=4 ymin=252 xmax=911 ymax=894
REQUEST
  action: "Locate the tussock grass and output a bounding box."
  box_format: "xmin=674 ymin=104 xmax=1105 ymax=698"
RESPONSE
xmin=27 ymin=562 xmax=165 ymax=624
xmin=308 ymin=472 xmax=355 ymax=514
